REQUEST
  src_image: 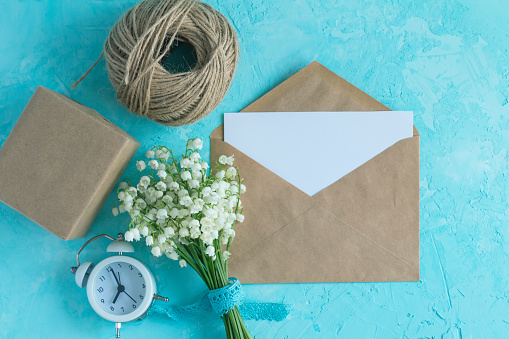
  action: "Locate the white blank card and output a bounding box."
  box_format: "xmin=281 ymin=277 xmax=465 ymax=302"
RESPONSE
xmin=224 ymin=111 xmax=413 ymax=196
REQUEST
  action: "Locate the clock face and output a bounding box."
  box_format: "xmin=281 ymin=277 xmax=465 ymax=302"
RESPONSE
xmin=87 ymin=256 xmax=156 ymax=323
xmin=93 ymin=261 xmax=147 ymax=316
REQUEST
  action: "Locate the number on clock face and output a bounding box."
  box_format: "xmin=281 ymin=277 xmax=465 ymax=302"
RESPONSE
xmin=93 ymin=261 xmax=147 ymax=315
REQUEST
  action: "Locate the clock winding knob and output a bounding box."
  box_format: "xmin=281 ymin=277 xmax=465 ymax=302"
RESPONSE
xmin=153 ymin=294 xmax=169 ymax=302
xmin=115 ymin=322 xmax=121 ymax=338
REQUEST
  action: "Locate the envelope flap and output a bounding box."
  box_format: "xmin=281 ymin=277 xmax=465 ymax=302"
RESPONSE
xmin=313 ymin=135 xmax=420 ymax=270
xmin=243 ymin=61 xmax=391 ymax=113
xmin=210 ymin=60 xmax=399 ymax=141
xmin=210 ymin=138 xmax=316 ymax=260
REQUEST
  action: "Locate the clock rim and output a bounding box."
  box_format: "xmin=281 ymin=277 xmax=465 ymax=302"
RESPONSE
xmin=86 ymin=255 xmax=156 ymax=323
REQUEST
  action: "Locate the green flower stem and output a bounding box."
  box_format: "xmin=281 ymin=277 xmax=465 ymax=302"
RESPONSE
xmin=176 ymin=240 xmax=253 ymax=339
xmin=222 ymin=307 xmax=253 ymax=339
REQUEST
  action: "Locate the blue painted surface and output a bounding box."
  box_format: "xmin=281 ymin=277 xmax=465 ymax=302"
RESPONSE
xmin=0 ymin=0 xmax=508 ymax=338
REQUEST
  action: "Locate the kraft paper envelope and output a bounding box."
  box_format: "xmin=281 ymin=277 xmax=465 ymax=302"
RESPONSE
xmin=210 ymin=61 xmax=420 ymax=283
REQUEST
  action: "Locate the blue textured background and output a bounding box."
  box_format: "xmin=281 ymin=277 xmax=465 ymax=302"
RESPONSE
xmin=0 ymin=0 xmax=508 ymax=338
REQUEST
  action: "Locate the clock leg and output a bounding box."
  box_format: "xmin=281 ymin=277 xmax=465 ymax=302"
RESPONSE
xmin=115 ymin=322 xmax=121 ymax=338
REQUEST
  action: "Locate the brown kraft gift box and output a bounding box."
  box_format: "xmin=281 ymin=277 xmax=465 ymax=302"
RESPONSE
xmin=0 ymin=86 xmax=140 ymax=240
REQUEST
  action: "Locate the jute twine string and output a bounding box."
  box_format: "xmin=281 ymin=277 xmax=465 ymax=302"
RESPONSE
xmin=72 ymin=0 xmax=239 ymax=126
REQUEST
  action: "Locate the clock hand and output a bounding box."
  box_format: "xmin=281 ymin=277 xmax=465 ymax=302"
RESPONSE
xmin=112 ymin=284 xmax=125 ymax=304
xmin=122 ymin=290 xmax=137 ymax=303
xmin=110 ymin=268 xmax=121 ymax=286
xmin=112 ymin=289 xmax=121 ymax=304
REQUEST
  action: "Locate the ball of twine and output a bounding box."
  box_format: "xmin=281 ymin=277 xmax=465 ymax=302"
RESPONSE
xmin=73 ymin=0 xmax=239 ymax=126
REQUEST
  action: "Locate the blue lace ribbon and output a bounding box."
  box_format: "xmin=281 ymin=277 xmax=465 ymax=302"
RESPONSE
xmin=147 ymin=277 xmax=290 ymax=322
xmin=208 ymin=277 xmax=245 ymax=316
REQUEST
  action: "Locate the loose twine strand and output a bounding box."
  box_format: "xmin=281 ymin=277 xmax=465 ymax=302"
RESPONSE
xmin=72 ymin=0 xmax=239 ymax=127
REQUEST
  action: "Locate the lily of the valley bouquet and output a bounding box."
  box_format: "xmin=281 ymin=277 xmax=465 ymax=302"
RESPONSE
xmin=113 ymin=138 xmax=252 ymax=339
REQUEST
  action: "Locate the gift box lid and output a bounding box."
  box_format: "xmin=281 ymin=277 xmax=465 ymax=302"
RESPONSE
xmin=0 ymin=86 xmax=140 ymax=240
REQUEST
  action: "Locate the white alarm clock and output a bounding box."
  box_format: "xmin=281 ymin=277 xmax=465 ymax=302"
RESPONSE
xmin=71 ymin=234 xmax=167 ymax=338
